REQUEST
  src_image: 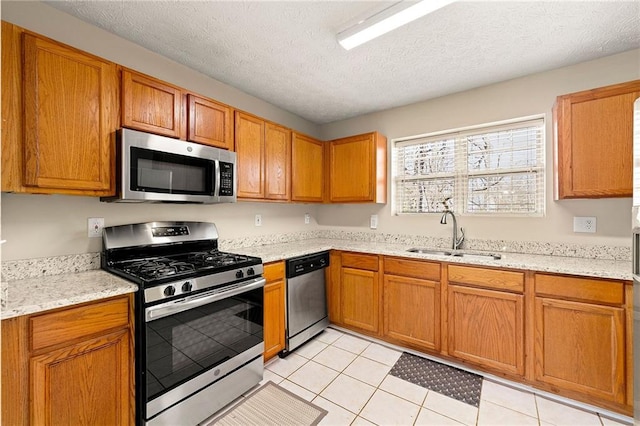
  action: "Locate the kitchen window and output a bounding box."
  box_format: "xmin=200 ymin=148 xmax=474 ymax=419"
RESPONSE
xmin=393 ymin=116 xmax=545 ymax=216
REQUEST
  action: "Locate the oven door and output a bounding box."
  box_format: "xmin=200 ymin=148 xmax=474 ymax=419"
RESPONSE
xmin=143 ymin=277 xmax=265 ymax=423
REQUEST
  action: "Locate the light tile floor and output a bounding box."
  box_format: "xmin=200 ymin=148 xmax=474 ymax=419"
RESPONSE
xmin=211 ymin=327 xmax=634 ymax=426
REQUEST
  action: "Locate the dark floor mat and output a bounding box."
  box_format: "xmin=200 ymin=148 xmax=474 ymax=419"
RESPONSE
xmin=389 ymin=352 xmax=483 ymax=407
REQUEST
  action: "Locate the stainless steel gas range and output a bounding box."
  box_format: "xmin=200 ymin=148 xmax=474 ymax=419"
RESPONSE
xmin=102 ymin=221 xmax=264 ymax=426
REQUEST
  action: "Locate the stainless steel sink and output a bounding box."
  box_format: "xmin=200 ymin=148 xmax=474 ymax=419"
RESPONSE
xmin=406 ymin=248 xmax=452 ymax=256
xmin=452 ymin=253 xmax=502 ymax=260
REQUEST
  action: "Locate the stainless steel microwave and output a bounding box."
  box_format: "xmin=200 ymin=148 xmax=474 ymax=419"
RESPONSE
xmin=102 ymin=128 xmax=236 ymax=204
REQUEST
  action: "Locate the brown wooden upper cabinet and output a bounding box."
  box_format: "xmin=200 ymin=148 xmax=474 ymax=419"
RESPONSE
xmin=235 ymin=111 xmax=291 ymax=201
xmin=122 ymin=69 xmax=233 ymax=150
xmin=554 ymin=80 xmax=640 ymax=199
xmin=328 ymin=132 xmax=387 ymax=203
xmin=292 ymin=132 xmax=325 ymax=202
xmin=1 ymin=22 xmax=118 ymax=196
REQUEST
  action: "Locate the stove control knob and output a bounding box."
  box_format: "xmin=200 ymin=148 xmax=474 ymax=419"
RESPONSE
xmin=164 ymin=286 xmax=176 ymax=297
xmin=247 ymin=267 xmax=255 ymax=276
xmin=236 ymin=270 xmax=244 ymax=279
xmin=182 ymin=282 xmax=193 ymax=292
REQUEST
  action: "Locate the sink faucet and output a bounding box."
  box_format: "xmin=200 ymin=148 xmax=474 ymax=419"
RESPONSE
xmin=440 ymin=198 xmax=464 ymax=250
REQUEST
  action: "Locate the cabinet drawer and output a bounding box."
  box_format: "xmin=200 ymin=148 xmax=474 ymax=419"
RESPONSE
xmin=384 ymin=257 xmax=440 ymax=281
xmin=30 ymin=296 xmax=130 ymax=351
xmin=264 ymin=261 xmax=285 ymax=283
xmin=535 ymin=274 xmax=624 ymax=305
xmin=342 ymin=252 xmax=378 ymax=271
xmin=448 ymin=265 xmax=524 ymax=293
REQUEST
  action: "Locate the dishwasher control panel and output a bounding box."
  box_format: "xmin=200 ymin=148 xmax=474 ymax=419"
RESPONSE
xmin=286 ymin=251 xmax=330 ymax=278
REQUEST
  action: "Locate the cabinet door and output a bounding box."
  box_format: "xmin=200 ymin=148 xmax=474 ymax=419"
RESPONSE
xmin=264 ymin=280 xmax=285 ymax=360
xmin=235 ymin=112 xmax=265 ymax=199
xmin=555 ymin=80 xmax=640 ymax=199
xmin=122 ymin=69 xmax=183 ymax=138
xmin=23 ymin=33 xmax=117 ymax=193
xmin=384 ymin=274 xmax=440 ymax=352
xmin=341 ymin=267 xmax=379 ymax=333
xmin=187 ymin=94 xmax=233 ymax=150
xmin=291 ymin=132 xmax=324 ymax=202
xmin=30 ymin=329 xmax=132 ymax=425
xmin=328 ymin=132 xmax=387 ymax=203
xmin=534 ymin=297 xmax=625 ymax=404
xmin=264 ymin=123 xmax=291 ymax=200
xmin=448 ymin=285 xmax=524 ymax=375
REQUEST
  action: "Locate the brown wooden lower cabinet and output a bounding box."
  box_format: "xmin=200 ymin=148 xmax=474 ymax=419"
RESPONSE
xmin=382 ymin=257 xmax=441 ymax=352
xmin=1 ymin=294 xmax=135 ymax=426
xmin=339 ymin=252 xmax=380 ymax=334
xmin=263 ymin=261 xmax=286 ymax=360
xmin=383 ymin=274 xmax=440 ymax=352
xmin=534 ymin=274 xmax=627 ymax=405
xmin=448 ymin=284 xmax=524 ymax=375
xmin=325 ymin=251 xmax=632 ymax=415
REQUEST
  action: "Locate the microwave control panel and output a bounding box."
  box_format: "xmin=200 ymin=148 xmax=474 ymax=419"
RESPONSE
xmin=219 ymin=162 xmax=234 ymax=196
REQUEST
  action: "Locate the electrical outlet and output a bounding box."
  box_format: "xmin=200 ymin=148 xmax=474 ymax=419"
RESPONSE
xmin=370 ymin=214 xmax=378 ymax=229
xmin=573 ymin=216 xmax=596 ymax=233
xmin=255 ymin=214 xmax=262 ymax=227
xmin=304 ymin=213 xmax=310 ymax=224
xmin=88 ymin=217 xmax=104 ymax=238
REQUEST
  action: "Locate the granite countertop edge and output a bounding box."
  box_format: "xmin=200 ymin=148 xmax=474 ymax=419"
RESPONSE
xmin=1 ymin=270 xmax=137 ymax=320
xmin=1 ymin=238 xmax=630 ymax=321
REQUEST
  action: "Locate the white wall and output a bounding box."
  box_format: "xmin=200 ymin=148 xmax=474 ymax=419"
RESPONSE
xmin=1 ymin=1 xmax=638 ymax=261
xmin=319 ymin=49 xmax=640 ymax=249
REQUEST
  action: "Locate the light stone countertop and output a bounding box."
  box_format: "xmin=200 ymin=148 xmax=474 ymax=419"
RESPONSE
xmin=1 ymin=238 xmax=630 ymax=321
xmin=235 ymin=238 xmax=632 ymax=282
xmin=1 ymin=270 xmax=137 ymax=320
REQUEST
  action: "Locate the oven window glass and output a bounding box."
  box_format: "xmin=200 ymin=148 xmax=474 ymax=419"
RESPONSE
xmin=145 ymin=287 xmax=263 ymax=401
xmin=131 ymin=147 xmax=214 ymax=195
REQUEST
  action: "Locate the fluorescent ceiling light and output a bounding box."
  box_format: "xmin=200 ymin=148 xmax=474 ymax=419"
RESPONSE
xmin=337 ymin=0 xmax=456 ymax=50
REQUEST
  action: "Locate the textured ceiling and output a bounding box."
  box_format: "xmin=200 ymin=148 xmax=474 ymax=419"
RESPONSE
xmin=45 ymin=1 xmax=640 ymax=124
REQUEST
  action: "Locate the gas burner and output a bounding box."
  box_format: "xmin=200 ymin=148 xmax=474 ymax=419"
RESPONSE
xmin=123 ymin=259 xmax=196 ymax=280
xmin=188 ymin=251 xmax=250 ymax=268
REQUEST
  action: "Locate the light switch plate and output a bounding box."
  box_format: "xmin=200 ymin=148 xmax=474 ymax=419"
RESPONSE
xmin=304 ymin=213 xmax=310 ymax=224
xmin=370 ymin=214 xmax=378 ymax=229
xmin=573 ymin=216 xmax=596 ymax=233
xmin=255 ymin=214 xmax=262 ymax=227
xmin=88 ymin=217 xmax=104 ymax=238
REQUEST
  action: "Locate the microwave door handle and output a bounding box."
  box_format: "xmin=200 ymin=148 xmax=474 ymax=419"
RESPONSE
xmin=213 ymin=160 xmax=221 ymax=197
xmin=145 ymin=277 xmax=266 ymax=322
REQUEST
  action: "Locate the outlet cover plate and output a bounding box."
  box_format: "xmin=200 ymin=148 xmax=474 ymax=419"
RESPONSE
xmin=88 ymin=217 xmax=104 ymax=238
xmin=304 ymin=213 xmax=310 ymax=224
xmin=573 ymin=216 xmax=596 ymax=233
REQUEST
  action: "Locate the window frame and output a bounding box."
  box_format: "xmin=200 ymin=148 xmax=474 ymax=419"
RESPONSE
xmin=392 ymin=114 xmax=546 ymax=217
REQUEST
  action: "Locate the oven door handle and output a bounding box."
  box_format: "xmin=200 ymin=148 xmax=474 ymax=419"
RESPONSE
xmin=145 ymin=277 xmax=266 ymax=322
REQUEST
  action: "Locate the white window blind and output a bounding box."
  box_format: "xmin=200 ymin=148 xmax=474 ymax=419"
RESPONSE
xmin=393 ymin=117 xmax=545 ymax=216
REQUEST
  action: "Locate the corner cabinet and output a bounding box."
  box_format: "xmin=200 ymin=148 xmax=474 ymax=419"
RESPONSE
xmin=291 ymin=132 xmax=325 ymax=202
xmin=1 ymin=294 xmax=135 ymax=425
xmin=2 ymin=22 xmax=118 ymax=195
xmin=328 ymin=132 xmax=387 ymax=203
xmin=534 ymin=274 xmax=629 ymax=406
xmin=263 ymin=261 xmax=286 ymax=361
xmin=554 ymin=80 xmax=640 ymax=199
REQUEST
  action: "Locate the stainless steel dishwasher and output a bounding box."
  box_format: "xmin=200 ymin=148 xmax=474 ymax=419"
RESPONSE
xmin=281 ymin=251 xmax=330 ymax=356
